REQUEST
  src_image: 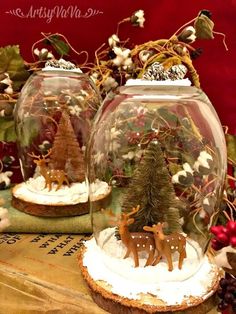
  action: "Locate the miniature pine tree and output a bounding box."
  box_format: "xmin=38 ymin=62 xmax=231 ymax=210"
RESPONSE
xmin=122 ymin=139 xmax=182 ymax=233
xmin=49 ymin=110 xmax=85 ymax=182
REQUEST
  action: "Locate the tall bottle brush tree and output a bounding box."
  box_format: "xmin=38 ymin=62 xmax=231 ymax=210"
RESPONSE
xmin=49 ymin=108 xmax=85 ymax=183
xmin=122 ymin=140 xmax=183 ymax=233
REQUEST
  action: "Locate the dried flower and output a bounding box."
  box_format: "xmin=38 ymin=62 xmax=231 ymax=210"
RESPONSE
xmin=131 ymin=10 xmax=145 ymax=28
xmin=108 ymin=34 xmax=120 ymax=48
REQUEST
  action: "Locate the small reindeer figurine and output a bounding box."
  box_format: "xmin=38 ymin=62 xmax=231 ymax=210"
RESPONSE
xmin=28 ymin=150 xmax=70 ymax=191
xmin=143 ymin=222 xmax=186 ymax=271
xmin=109 ymin=205 xmax=155 ymax=268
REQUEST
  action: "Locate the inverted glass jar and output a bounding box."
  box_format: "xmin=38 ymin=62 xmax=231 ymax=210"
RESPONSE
xmin=13 ymin=69 xmax=101 ymax=216
xmin=87 ymin=81 xmax=227 ymax=282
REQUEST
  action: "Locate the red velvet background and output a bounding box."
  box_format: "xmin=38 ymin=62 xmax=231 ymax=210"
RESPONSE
xmin=0 ymin=0 xmax=235 ymax=133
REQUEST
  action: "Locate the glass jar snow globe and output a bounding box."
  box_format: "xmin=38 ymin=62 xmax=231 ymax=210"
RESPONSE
xmin=12 ymin=60 xmax=102 ymax=217
xmin=83 ymin=79 xmax=227 ymax=312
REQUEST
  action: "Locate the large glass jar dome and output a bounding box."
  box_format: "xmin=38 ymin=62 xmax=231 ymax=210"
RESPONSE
xmin=85 ymin=81 xmax=227 ymax=309
xmin=12 ymin=66 xmax=102 ymax=216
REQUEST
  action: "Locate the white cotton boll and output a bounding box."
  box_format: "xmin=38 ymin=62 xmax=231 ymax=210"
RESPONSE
xmin=199 ymin=151 xmax=213 ymax=161
xmin=134 ymin=9 xmax=145 ymax=27
xmin=187 ymin=34 xmax=197 ymax=43
xmin=172 ymin=171 xmax=187 ymax=184
xmin=108 ymin=34 xmax=120 ymax=47
xmin=33 ymin=48 xmax=40 ymax=56
xmin=185 ymin=26 xmax=196 ymax=33
xmin=183 ymin=163 xmax=193 ymax=174
xmin=41 ymin=48 xmax=48 ymax=54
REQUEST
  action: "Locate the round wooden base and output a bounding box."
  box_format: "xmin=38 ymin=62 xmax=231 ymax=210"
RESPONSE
xmin=78 ymin=246 xmax=220 ymax=314
xmin=11 ymin=184 xmax=111 ymax=217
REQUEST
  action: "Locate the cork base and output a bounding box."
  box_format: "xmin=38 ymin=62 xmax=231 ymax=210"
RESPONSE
xmin=78 ymin=245 xmax=220 ymax=314
xmin=11 ymin=183 xmax=111 ymax=217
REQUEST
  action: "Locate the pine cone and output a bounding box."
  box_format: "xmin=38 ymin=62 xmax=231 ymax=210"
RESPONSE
xmin=142 ymin=62 xmax=187 ymax=81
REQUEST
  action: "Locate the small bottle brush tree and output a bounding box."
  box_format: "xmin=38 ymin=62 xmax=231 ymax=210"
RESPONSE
xmin=49 ymin=108 xmax=85 ymax=183
xmin=122 ymin=139 xmax=183 ymax=233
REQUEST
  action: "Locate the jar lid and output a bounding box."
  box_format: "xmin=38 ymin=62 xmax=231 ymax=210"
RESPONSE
xmin=125 ymin=78 xmax=191 ymax=86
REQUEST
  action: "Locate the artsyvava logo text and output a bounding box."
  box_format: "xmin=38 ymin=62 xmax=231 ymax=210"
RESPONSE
xmin=5 ymin=5 xmax=103 ymax=23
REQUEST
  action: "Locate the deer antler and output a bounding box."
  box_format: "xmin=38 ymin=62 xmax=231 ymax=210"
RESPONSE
xmin=123 ymin=205 xmax=140 ymax=219
xmin=42 ymin=148 xmax=52 ymax=159
xmin=28 ymin=149 xmax=52 ymax=160
xmin=28 ymin=151 xmax=41 ymax=160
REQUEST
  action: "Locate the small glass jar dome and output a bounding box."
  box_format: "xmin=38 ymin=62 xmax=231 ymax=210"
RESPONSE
xmin=85 ymin=80 xmax=227 ymax=308
xmin=13 ymin=64 xmax=101 ymax=216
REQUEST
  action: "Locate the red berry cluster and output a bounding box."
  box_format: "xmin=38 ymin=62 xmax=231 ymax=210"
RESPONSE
xmin=217 ymin=276 xmax=236 ymax=312
xmin=210 ymin=220 xmax=236 ymax=251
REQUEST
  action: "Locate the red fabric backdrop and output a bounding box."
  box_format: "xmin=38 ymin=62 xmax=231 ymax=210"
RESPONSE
xmin=0 ymin=0 xmax=235 ymax=133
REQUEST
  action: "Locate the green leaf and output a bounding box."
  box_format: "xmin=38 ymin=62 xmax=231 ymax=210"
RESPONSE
xmin=0 ymin=45 xmax=30 ymax=92
xmin=226 ymin=134 xmax=236 ymax=164
xmin=47 ymin=35 xmax=70 ymax=56
xmin=194 ymin=13 xmax=214 ymax=39
xmin=0 ymin=118 xmax=16 ymax=142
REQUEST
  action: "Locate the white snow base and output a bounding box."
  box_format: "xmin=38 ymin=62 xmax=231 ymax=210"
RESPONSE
xmin=83 ymin=228 xmax=220 ymax=306
xmin=14 ymin=177 xmax=110 ymax=205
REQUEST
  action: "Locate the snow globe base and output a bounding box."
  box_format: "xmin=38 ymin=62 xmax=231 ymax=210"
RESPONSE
xmin=78 ymin=236 xmax=222 ymax=314
xmin=11 ymin=181 xmax=111 ymax=217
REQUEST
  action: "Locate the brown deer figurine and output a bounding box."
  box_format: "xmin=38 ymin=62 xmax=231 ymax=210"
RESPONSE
xmin=28 ymin=150 xmax=70 ymax=191
xmin=109 ymin=205 xmax=155 ymax=268
xmin=143 ymin=222 xmax=186 ymax=271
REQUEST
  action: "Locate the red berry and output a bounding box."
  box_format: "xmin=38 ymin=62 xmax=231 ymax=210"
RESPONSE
xmin=211 ymin=238 xmax=224 ymax=250
xmin=230 ymin=236 xmax=236 ymax=247
xmin=226 ymin=220 xmax=236 ymax=236
xmin=211 ymin=225 xmax=224 ymax=236
xmin=218 ymin=233 xmax=230 ymax=245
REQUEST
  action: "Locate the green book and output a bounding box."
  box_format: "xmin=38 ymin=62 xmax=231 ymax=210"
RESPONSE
xmin=0 ymin=188 xmax=92 ymax=234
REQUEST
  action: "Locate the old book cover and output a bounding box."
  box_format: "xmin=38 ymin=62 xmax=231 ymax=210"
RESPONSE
xmin=0 ymin=233 xmax=219 ymax=314
xmin=0 ymin=233 xmax=107 ymax=313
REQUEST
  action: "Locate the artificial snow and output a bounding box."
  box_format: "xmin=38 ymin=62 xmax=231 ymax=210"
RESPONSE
xmin=83 ymin=228 xmax=219 ymax=306
xmin=14 ymin=177 xmax=110 ymax=205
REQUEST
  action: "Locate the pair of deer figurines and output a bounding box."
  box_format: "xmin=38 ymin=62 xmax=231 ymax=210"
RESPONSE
xmin=109 ymin=205 xmax=187 ymax=271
